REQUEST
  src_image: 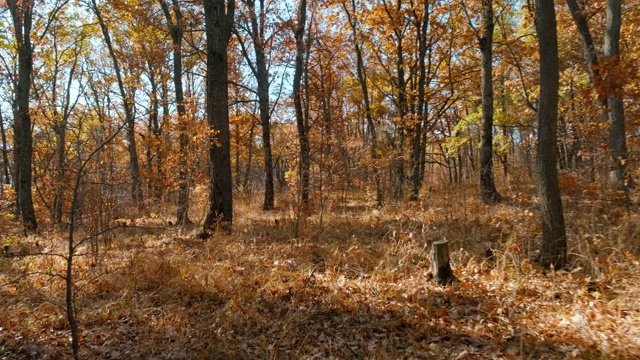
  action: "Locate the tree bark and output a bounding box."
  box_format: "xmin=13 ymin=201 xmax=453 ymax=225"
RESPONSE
xmin=1 ymin=110 xmax=12 ymax=187
xmin=235 ymin=0 xmax=275 ymax=210
xmin=535 ymin=0 xmax=567 ymax=268
xmin=8 ymin=0 xmax=37 ymax=230
xmin=409 ymin=0 xmax=429 ymax=201
xmin=343 ymin=0 xmax=382 ymax=207
xmin=479 ymin=0 xmax=502 ymax=204
xmin=604 ymin=0 xmax=629 ymax=190
xmin=91 ymin=0 xmax=143 ymax=208
xmin=293 ymin=0 xmax=310 ymax=205
xmin=160 ymin=0 xmax=191 ymax=224
xmin=430 ymin=240 xmax=457 ymax=285
xmin=203 ymin=0 xmax=235 ymax=230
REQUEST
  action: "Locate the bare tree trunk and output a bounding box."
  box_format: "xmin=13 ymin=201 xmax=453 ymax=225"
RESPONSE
xmin=535 ymin=0 xmax=567 ymax=268
xmin=235 ymin=0 xmax=275 ymax=210
xmin=343 ymin=0 xmax=382 ymax=206
xmin=604 ymin=0 xmax=630 ymax=190
xmin=479 ymin=0 xmax=502 ymax=204
xmin=91 ymin=0 xmax=143 ymax=208
xmin=160 ymin=0 xmax=191 ymax=224
xmin=8 ymin=0 xmax=37 ymax=230
xmin=294 ymin=0 xmax=310 ymax=205
xmin=0 ymin=111 xmax=10 ymax=186
xmin=409 ymin=0 xmax=429 ymax=201
xmin=202 ymin=0 xmax=235 ymax=230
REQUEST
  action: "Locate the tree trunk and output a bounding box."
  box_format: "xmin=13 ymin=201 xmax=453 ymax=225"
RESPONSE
xmin=409 ymin=0 xmax=429 ymax=201
xmin=203 ymin=0 xmax=235 ymax=230
xmin=0 ymin=111 xmax=10 ymax=186
xmin=535 ymin=0 xmax=567 ymax=268
xmin=479 ymin=0 xmax=502 ymax=204
xmin=8 ymin=0 xmax=37 ymax=230
xmin=294 ymin=0 xmax=310 ymax=205
xmin=91 ymin=0 xmax=143 ymax=208
xmin=161 ymin=0 xmax=191 ymax=224
xmin=236 ymin=0 xmax=275 ymax=210
xmin=604 ymin=0 xmax=630 ymax=190
xmin=343 ymin=0 xmax=382 ymax=207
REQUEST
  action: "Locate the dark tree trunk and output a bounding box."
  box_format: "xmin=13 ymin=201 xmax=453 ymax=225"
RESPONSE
xmin=604 ymin=0 xmax=629 ymax=190
xmin=343 ymin=0 xmax=382 ymax=207
xmin=8 ymin=0 xmax=37 ymax=230
xmin=535 ymin=0 xmax=567 ymax=268
xmin=565 ymin=0 xmax=602 ymax=88
xmin=236 ymin=0 xmax=275 ymax=210
xmin=53 ymin=47 xmax=79 ymax=224
xmin=479 ymin=0 xmax=502 ymax=204
xmin=293 ymin=0 xmax=310 ymax=205
xmin=203 ymin=0 xmax=235 ymax=230
xmin=409 ymin=0 xmax=429 ymax=201
xmin=160 ymin=0 xmax=191 ymax=224
xmin=243 ymin=122 xmax=255 ymax=190
xmin=91 ymin=0 xmax=143 ymax=208
xmin=146 ymin=62 xmax=160 ymax=194
xmin=0 ymin=111 xmax=10 ymax=186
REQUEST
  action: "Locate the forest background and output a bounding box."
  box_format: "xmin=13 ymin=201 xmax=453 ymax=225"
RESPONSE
xmin=1 ymin=0 xmax=639 ymax=358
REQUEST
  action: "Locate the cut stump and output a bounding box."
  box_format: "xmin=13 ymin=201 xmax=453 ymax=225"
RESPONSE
xmin=430 ymin=240 xmax=458 ymax=285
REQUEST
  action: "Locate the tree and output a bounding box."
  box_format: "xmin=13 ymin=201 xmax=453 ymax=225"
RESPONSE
xmin=203 ymin=0 xmax=236 ymax=230
xmin=604 ymin=0 xmax=629 ymax=190
xmin=342 ymin=0 xmax=383 ymax=206
xmin=90 ymin=0 xmax=144 ymax=208
xmin=565 ymin=0 xmax=630 ymax=190
xmin=234 ymin=0 xmax=276 ymax=210
xmin=535 ymin=0 xmax=567 ymax=268
xmin=159 ymin=0 xmax=192 ymax=224
xmin=293 ymin=0 xmax=310 ymax=205
xmin=7 ymin=0 xmax=37 ymax=230
xmin=0 ymin=110 xmax=11 ymax=187
xmin=478 ymin=0 xmax=502 ymax=204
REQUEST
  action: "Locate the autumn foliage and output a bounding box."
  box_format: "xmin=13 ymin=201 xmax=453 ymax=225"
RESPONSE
xmin=1 ymin=0 xmax=640 ymax=358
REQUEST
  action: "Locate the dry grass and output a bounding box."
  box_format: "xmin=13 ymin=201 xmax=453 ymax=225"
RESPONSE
xmin=1 ymin=181 xmax=639 ymax=359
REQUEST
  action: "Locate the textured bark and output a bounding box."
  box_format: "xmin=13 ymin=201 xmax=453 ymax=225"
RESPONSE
xmin=343 ymin=0 xmax=382 ymax=206
xmin=430 ymin=240 xmax=458 ymax=285
xmin=91 ymin=0 xmax=143 ymax=207
xmin=53 ymin=46 xmax=79 ymax=224
xmin=535 ymin=0 xmax=567 ymax=268
xmin=160 ymin=0 xmax=191 ymax=224
xmin=565 ymin=0 xmax=602 ymax=86
xmin=293 ymin=0 xmax=310 ymax=205
xmin=604 ymin=0 xmax=629 ymax=189
xmin=236 ymin=0 xmax=275 ymax=210
xmin=479 ymin=0 xmax=502 ymax=204
xmin=409 ymin=0 xmax=429 ymax=201
xmin=1 ymin=111 xmax=12 ymax=186
xmin=203 ymin=0 xmax=235 ymax=230
xmin=8 ymin=0 xmax=37 ymax=230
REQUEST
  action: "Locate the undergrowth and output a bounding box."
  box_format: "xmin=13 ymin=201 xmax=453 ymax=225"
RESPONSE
xmin=1 ymin=181 xmax=639 ymax=359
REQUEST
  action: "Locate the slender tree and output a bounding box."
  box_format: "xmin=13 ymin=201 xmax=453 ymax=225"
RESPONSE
xmin=234 ymin=0 xmax=276 ymax=210
xmin=293 ymin=0 xmax=310 ymax=205
xmin=535 ymin=0 xmax=567 ymax=268
xmin=160 ymin=0 xmax=192 ymax=224
xmin=603 ymin=0 xmax=629 ymax=190
xmin=90 ymin=0 xmax=144 ymax=208
xmin=203 ymin=0 xmax=236 ymax=230
xmin=342 ymin=0 xmax=383 ymax=206
xmin=0 ymin=110 xmax=11 ymax=187
xmin=7 ymin=0 xmax=37 ymax=230
xmin=478 ymin=0 xmax=502 ymax=204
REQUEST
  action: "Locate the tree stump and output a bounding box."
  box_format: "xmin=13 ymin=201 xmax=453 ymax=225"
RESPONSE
xmin=430 ymin=240 xmax=458 ymax=285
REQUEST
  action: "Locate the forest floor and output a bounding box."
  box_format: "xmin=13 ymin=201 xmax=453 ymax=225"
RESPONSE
xmin=1 ymin=180 xmax=640 ymax=359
